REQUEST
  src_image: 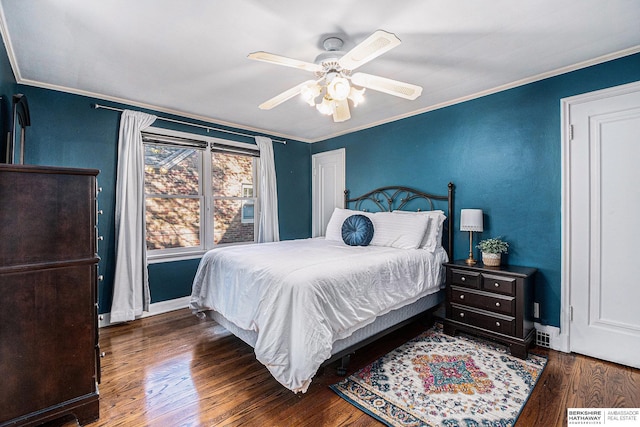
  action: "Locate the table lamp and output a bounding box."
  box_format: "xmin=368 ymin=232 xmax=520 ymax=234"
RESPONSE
xmin=460 ymin=209 xmax=483 ymax=265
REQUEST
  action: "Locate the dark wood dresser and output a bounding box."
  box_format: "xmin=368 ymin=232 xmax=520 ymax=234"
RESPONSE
xmin=443 ymin=260 xmax=536 ymax=359
xmin=0 ymin=164 xmax=100 ymax=426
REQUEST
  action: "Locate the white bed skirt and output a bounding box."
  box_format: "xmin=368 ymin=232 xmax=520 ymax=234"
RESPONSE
xmin=207 ymin=289 xmax=444 ymax=364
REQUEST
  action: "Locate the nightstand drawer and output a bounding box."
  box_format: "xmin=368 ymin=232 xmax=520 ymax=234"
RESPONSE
xmin=481 ymin=273 xmax=516 ymax=296
xmin=451 ymin=269 xmax=481 ymax=289
xmin=444 ymin=261 xmax=537 ymax=359
xmin=450 ymin=286 xmax=515 ymax=316
xmin=450 ymin=304 xmax=515 ymax=336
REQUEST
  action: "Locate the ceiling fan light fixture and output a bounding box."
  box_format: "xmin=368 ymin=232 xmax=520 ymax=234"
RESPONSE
xmin=327 ymin=77 xmax=350 ymax=101
xmin=348 ymin=86 xmax=365 ymax=107
xmin=249 ymin=30 xmax=422 ymax=122
xmin=300 ymin=82 xmax=321 ymax=106
xmin=316 ymin=96 xmax=334 ymax=115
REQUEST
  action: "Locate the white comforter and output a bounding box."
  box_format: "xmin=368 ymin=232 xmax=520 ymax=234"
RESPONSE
xmin=189 ymin=238 xmax=447 ymax=393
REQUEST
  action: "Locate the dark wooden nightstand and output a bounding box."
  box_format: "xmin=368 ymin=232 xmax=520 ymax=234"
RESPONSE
xmin=443 ymin=260 xmax=537 ymax=359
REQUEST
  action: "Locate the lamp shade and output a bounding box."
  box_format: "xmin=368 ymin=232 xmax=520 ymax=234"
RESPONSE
xmin=327 ymin=77 xmax=351 ymax=101
xmin=460 ymin=209 xmax=484 ymax=232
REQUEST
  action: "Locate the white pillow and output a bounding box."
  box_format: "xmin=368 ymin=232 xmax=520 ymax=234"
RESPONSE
xmin=369 ymin=211 xmax=430 ymax=250
xmin=325 ymin=208 xmax=373 ymax=242
xmin=393 ymin=210 xmax=446 ymax=251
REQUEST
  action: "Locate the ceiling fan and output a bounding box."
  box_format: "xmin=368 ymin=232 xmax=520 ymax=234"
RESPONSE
xmin=248 ymin=30 xmax=423 ymax=122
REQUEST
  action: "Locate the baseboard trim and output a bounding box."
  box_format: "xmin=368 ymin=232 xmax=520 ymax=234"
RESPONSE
xmin=99 ymin=296 xmax=191 ymax=328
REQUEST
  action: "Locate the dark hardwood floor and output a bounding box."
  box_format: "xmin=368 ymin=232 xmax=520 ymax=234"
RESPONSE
xmin=68 ymin=308 xmax=639 ymax=426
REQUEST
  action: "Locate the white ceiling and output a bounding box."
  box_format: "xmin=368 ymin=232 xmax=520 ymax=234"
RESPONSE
xmin=1 ymin=1 xmax=639 ymax=143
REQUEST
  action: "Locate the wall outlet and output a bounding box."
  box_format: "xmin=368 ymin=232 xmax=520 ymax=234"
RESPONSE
xmin=533 ymin=302 xmax=540 ymax=318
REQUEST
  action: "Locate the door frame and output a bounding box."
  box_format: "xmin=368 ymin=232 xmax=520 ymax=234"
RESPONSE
xmin=311 ymin=148 xmax=346 ymax=237
xmin=560 ymin=80 xmax=640 ymax=353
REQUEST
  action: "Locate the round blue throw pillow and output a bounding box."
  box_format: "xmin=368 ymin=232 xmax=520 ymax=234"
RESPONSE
xmin=341 ymin=214 xmax=374 ymax=246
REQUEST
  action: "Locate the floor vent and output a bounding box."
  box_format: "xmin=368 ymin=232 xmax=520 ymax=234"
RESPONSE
xmin=536 ymin=330 xmax=551 ymax=348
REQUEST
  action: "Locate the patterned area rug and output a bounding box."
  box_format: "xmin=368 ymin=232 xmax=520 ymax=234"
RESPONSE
xmin=330 ymin=323 xmax=547 ymax=427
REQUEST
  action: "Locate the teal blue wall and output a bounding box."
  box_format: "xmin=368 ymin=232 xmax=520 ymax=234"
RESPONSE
xmin=311 ymin=53 xmax=640 ymax=327
xmin=0 ymin=39 xmax=311 ymax=315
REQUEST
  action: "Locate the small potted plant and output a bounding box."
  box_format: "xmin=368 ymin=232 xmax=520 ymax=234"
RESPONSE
xmin=477 ymin=237 xmax=509 ymax=266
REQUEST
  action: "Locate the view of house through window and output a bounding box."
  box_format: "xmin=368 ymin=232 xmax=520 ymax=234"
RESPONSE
xmin=145 ymin=144 xmax=202 ymax=250
xmin=144 ymin=133 xmax=258 ymax=256
xmin=241 ymin=184 xmax=255 ymax=224
xmin=212 ymin=151 xmax=256 ymax=244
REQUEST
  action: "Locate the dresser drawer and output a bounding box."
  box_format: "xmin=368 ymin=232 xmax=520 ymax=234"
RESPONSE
xmin=451 ymin=269 xmax=481 ymax=289
xmin=444 ymin=261 xmax=537 ymax=359
xmin=481 ymin=273 xmax=516 ymax=296
xmin=450 ymin=304 xmax=515 ymax=336
xmin=450 ymin=286 xmax=515 ymax=316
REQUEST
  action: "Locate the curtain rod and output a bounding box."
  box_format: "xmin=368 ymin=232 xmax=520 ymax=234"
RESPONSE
xmin=92 ymin=103 xmax=286 ymax=144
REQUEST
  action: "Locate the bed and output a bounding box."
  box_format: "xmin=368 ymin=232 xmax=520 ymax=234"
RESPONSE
xmin=189 ymin=183 xmax=454 ymax=393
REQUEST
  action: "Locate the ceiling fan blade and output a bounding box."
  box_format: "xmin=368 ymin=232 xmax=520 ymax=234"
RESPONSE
xmin=338 ymin=30 xmax=401 ymax=71
xmin=258 ymin=80 xmax=317 ymax=110
xmin=332 ymin=98 xmax=351 ymax=122
xmin=248 ymin=51 xmax=323 ymax=73
xmin=350 ymin=72 xmax=422 ymax=100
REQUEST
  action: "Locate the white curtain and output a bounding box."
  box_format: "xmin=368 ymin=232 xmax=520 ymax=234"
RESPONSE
xmin=255 ymin=136 xmax=280 ymax=243
xmin=110 ymin=110 xmax=157 ymax=323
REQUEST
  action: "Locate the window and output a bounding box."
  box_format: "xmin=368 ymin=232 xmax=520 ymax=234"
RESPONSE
xmin=211 ymin=150 xmax=257 ymax=244
xmin=144 ymin=143 xmax=202 ymax=251
xmin=241 ymin=184 xmax=255 ymax=224
xmin=143 ymin=128 xmax=259 ymax=261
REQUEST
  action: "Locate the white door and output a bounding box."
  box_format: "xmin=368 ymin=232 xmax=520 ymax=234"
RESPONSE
xmin=564 ymin=81 xmax=640 ymax=368
xmin=312 ymin=149 xmax=345 ymax=237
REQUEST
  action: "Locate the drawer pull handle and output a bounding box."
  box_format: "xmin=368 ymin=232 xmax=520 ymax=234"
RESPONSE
xmin=495 ymin=321 xmax=501 ymax=327
xmin=459 ymin=295 xmax=465 ymax=300
xmin=494 ymin=282 xmax=500 ymax=287
xmin=459 ymin=312 xmax=465 ymax=318
xmin=495 ymin=302 xmax=501 ymax=307
xmin=461 ymin=277 xmax=466 ymax=282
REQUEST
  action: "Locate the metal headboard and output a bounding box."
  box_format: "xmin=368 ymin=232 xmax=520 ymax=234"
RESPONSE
xmin=344 ymin=183 xmax=455 ymax=258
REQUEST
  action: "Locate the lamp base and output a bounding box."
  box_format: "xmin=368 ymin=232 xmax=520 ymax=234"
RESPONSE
xmin=465 ymin=230 xmax=477 ymax=265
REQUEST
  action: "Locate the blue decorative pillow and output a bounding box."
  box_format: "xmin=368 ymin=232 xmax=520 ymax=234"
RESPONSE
xmin=341 ymin=214 xmax=374 ymax=246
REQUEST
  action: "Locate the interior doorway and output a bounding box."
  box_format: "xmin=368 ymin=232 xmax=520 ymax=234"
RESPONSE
xmin=562 ymin=81 xmax=640 ymax=368
xmin=311 ymin=149 xmax=345 ymax=237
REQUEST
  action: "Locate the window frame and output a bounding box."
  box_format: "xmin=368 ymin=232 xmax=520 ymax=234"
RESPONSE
xmin=211 ymin=154 xmax=259 ymax=244
xmin=144 ymin=126 xmax=260 ymax=263
xmin=144 ymin=142 xmax=205 ymax=256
